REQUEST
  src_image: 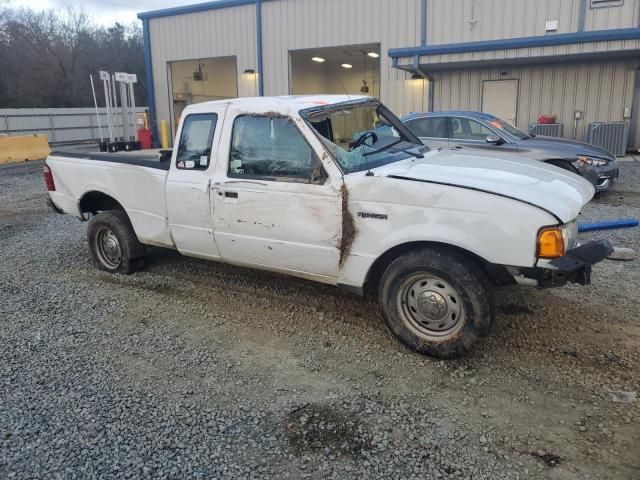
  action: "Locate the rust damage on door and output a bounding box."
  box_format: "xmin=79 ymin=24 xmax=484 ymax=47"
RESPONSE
xmin=339 ymin=183 xmax=357 ymax=266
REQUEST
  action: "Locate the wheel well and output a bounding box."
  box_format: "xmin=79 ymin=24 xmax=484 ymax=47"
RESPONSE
xmin=79 ymin=191 xmax=125 ymax=217
xmin=364 ymin=241 xmax=513 ymax=295
xmin=544 ymin=159 xmax=579 ymax=174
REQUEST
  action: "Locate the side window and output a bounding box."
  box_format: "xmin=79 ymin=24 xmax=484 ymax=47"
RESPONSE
xmin=229 ymin=115 xmax=325 ymax=184
xmin=406 ymin=117 xmax=448 ymax=138
xmin=176 ymin=113 xmax=218 ymax=170
xmin=450 ymin=118 xmax=493 ymax=141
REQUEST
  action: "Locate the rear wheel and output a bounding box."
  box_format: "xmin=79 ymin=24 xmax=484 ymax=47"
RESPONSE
xmin=87 ymin=211 xmax=145 ymax=274
xmin=379 ymin=247 xmax=494 ymax=359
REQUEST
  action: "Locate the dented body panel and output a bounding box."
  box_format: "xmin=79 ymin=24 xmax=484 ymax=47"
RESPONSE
xmin=46 ymin=96 xmax=597 ymax=291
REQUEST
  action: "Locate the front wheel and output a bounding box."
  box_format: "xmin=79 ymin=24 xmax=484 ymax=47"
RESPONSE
xmin=87 ymin=211 xmax=145 ymax=274
xmin=379 ymin=247 xmax=494 ymax=359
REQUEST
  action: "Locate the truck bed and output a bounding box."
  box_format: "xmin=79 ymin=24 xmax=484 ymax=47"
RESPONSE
xmin=46 ymin=149 xmax=173 ymax=248
xmin=51 ymin=150 xmax=170 ymax=171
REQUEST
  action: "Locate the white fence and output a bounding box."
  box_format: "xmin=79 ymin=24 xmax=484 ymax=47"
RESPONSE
xmin=0 ymin=107 xmax=147 ymax=145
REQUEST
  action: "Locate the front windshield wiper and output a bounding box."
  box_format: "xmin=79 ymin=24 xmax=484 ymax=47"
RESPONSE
xmin=363 ymin=140 xmax=425 ymax=159
xmin=362 ymin=139 xmax=403 ymax=157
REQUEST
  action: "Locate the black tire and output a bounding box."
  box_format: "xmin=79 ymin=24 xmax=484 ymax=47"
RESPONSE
xmin=87 ymin=210 xmax=146 ymax=274
xmin=378 ymin=246 xmax=494 ymax=359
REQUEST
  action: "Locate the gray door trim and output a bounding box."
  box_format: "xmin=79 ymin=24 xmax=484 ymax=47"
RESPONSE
xmin=630 ymin=68 xmax=640 ymax=151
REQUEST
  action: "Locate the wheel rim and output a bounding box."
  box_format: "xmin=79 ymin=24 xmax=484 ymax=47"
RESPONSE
xmin=397 ymin=273 xmax=465 ymax=340
xmin=95 ymin=227 xmax=122 ymax=269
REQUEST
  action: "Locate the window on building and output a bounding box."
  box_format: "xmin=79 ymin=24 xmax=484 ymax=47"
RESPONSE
xmin=590 ymin=0 xmax=623 ymax=7
xmin=229 ymin=115 xmax=325 ymax=183
xmin=405 ymin=116 xmax=448 ymax=138
xmin=450 ymin=117 xmax=494 ymax=141
xmin=176 ymin=113 xmax=218 ymax=170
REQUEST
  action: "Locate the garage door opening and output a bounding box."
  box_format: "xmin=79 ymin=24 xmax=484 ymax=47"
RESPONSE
xmin=168 ymin=56 xmax=238 ymax=132
xmin=290 ymin=44 xmax=380 ymax=98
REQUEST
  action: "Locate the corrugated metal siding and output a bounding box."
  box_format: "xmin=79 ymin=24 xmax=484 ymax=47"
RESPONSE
xmin=584 ymin=0 xmax=640 ymax=31
xmin=427 ymin=0 xmax=581 ymax=44
xmin=0 ymin=108 xmax=146 ymax=144
xmin=260 ymin=0 xmax=425 ymax=115
xmin=411 ymin=38 xmax=640 ymax=66
xmin=148 ymin=4 xmax=258 ymax=130
xmin=431 ymin=59 xmax=637 ymax=143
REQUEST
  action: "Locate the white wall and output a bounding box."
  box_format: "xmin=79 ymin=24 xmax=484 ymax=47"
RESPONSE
xmin=291 ymin=59 xmax=381 ymax=98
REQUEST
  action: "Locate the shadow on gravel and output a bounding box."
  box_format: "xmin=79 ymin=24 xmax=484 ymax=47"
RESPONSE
xmin=284 ymin=403 xmax=371 ymax=456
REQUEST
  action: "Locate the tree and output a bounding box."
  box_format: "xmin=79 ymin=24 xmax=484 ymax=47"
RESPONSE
xmin=0 ymin=7 xmax=146 ymax=108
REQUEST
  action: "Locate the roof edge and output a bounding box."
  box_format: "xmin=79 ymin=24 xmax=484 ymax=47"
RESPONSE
xmin=138 ymin=0 xmax=257 ymax=20
xmin=388 ymin=28 xmax=640 ymax=59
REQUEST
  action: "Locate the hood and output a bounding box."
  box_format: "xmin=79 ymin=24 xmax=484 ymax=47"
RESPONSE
xmin=523 ymin=136 xmax=615 ymax=161
xmin=374 ymin=150 xmax=595 ymax=223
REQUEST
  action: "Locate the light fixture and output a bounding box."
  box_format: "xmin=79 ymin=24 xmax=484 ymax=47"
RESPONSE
xmin=243 ymin=68 xmax=256 ymax=74
xmin=312 ymin=57 xmax=325 ymax=63
xmin=411 ymin=73 xmax=423 ymax=80
xmin=367 ymin=52 xmax=380 ymax=58
xmin=341 ymin=63 xmax=353 ymax=69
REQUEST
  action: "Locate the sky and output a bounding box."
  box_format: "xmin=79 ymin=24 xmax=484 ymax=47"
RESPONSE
xmin=8 ymin=0 xmax=198 ymax=25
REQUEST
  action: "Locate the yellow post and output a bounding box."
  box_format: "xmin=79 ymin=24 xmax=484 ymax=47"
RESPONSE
xmin=160 ymin=119 xmax=170 ymax=149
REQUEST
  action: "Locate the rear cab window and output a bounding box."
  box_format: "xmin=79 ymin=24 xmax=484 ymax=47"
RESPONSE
xmin=228 ymin=114 xmax=326 ymax=184
xmin=176 ymin=113 xmax=218 ymax=170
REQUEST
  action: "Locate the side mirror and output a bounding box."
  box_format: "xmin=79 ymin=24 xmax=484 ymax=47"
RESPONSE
xmin=486 ymin=134 xmax=504 ymax=145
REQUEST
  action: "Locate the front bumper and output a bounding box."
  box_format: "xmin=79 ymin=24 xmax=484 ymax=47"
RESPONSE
xmin=513 ymin=240 xmax=613 ymax=288
xmin=575 ymin=161 xmax=619 ymax=192
xmin=593 ymin=163 xmax=619 ymax=192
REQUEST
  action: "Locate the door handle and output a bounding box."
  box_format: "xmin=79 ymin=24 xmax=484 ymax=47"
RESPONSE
xmin=224 ymin=191 xmax=238 ymax=198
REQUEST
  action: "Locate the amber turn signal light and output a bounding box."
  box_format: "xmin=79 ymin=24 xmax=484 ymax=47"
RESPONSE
xmin=537 ymin=227 xmax=565 ymax=258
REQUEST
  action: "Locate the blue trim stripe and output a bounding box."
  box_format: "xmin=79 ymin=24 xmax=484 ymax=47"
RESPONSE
xmin=389 ymin=28 xmax=640 ymax=59
xmin=256 ymin=0 xmax=264 ymax=96
xmin=141 ymin=18 xmax=159 ymax=147
xmin=138 ymin=0 xmax=258 ymax=20
xmin=578 ymin=0 xmax=586 ymax=33
xmin=420 ymin=0 xmax=427 ymax=46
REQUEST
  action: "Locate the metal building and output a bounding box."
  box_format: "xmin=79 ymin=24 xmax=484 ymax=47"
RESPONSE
xmin=138 ymin=0 xmax=640 ymax=151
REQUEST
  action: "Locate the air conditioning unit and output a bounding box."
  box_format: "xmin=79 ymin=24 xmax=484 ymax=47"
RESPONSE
xmin=587 ymin=122 xmax=628 ymax=156
xmin=529 ymin=123 xmax=563 ymax=137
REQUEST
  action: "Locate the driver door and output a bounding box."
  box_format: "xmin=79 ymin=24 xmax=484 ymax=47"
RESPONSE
xmin=210 ymin=108 xmax=342 ymax=281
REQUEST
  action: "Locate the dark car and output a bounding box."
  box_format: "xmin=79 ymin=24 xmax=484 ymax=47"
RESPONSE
xmin=401 ymin=111 xmax=619 ymax=192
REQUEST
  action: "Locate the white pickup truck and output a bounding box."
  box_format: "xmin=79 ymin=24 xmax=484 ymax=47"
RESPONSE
xmin=45 ymin=95 xmax=612 ymax=358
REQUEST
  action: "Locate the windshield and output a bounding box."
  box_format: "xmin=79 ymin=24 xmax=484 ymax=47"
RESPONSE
xmin=301 ymin=100 xmax=427 ymax=174
xmin=486 ymin=116 xmax=530 ymax=140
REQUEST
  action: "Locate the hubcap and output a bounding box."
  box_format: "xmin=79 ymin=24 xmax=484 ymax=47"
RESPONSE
xmin=96 ymin=227 xmax=122 ymax=269
xmin=398 ymin=274 xmax=464 ymax=339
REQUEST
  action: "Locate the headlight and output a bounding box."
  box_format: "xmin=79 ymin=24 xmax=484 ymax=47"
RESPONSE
xmin=577 ymin=156 xmax=608 ymax=167
xmin=561 ymin=220 xmax=578 ymax=251
xmin=537 ymin=226 xmax=565 ymax=258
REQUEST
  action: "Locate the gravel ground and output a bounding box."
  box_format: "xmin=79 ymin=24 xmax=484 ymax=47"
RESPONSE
xmin=1 ymin=159 xmax=638 ymax=480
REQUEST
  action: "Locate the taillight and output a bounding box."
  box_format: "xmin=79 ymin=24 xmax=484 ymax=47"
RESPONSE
xmin=43 ymin=163 xmax=56 ymax=191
